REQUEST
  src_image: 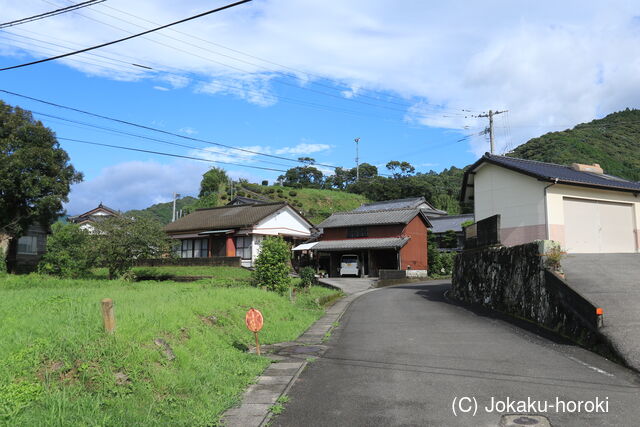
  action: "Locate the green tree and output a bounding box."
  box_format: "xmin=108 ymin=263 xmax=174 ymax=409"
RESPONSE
xmin=386 ymin=160 xmax=415 ymax=177
xmin=196 ymin=167 xmax=228 ymax=209
xmin=278 ymin=166 xmax=324 ymax=188
xmin=38 ymin=222 xmax=94 ymax=278
xmin=93 ymin=215 xmax=173 ymax=279
xmin=252 ymin=236 xmax=291 ymax=293
xmin=432 ymin=194 xmax=460 ymax=215
xmin=0 ymin=101 xmax=82 ymax=257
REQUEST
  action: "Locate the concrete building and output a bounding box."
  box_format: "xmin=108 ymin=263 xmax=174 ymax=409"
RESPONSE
xmin=461 ymin=153 xmax=640 ymax=253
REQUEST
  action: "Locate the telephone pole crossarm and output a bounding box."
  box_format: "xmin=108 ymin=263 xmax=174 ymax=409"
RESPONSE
xmin=474 ymin=109 xmax=508 ymax=154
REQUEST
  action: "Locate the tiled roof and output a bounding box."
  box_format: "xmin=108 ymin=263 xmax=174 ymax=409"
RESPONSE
xmin=463 ymin=153 xmax=640 ymax=200
xmin=164 ymin=202 xmax=287 ymax=233
xmin=355 ymin=197 xmax=427 ymax=211
xmin=429 ymin=214 xmax=474 ymax=233
xmin=313 ymin=237 xmax=410 ymax=251
xmin=316 ymin=208 xmax=431 ymax=229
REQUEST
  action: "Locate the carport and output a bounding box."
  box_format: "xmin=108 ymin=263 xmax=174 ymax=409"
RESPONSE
xmin=310 ymin=237 xmax=408 ymax=277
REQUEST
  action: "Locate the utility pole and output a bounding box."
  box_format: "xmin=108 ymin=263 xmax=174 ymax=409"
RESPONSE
xmin=171 ymin=192 xmax=180 ymax=222
xmin=354 ymin=137 xmax=360 ymax=181
xmin=475 ymin=110 xmax=507 ymax=154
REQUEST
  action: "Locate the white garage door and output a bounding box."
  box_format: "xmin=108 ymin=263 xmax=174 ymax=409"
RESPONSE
xmin=563 ymin=197 xmax=637 ymax=253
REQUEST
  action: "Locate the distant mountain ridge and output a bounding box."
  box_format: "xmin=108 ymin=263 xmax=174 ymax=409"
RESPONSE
xmin=508 ymin=109 xmax=640 ymax=181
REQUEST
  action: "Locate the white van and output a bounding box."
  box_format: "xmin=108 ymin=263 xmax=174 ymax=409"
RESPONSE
xmin=340 ymin=254 xmax=360 ymax=277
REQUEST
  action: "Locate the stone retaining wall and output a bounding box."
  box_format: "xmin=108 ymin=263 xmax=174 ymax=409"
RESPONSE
xmin=451 ymin=241 xmax=621 ymax=362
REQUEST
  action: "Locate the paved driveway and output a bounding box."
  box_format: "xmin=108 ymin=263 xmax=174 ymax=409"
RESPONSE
xmin=317 ymin=277 xmax=376 ymax=295
xmin=272 ymin=281 xmax=640 ymax=426
xmin=562 ymin=253 xmax=640 ymax=371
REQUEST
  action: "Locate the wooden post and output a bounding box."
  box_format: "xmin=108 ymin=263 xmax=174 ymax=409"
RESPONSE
xmin=101 ymin=298 xmax=115 ymax=334
xmin=254 ymin=331 xmax=261 ymax=355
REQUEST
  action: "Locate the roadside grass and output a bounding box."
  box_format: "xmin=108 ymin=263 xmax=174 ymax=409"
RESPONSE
xmin=90 ymin=266 xmax=253 ymax=281
xmin=0 ymin=274 xmax=339 ymax=426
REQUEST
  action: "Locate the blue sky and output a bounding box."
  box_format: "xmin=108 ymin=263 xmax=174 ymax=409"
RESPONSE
xmin=2 ymin=0 xmax=640 ymax=214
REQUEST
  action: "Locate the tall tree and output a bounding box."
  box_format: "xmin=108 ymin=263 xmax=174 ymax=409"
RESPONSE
xmin=278 ymin=166 xmax=324 ymax=188
xmin=198 ymin=167 xmax=228 ymax=208
xmin=0 ymin=101 xmax=82 ymax=254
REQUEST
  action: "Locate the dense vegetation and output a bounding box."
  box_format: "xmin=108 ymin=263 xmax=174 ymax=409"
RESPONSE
xmin=126 ymin=196 xmax=198 ymax=224
xmin=0 ymin=273 xmax=339 ymax=425
xmin=509 ymin=109 xmax=640 ymax=181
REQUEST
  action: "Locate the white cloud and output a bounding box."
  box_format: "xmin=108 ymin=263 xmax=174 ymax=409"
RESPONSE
xmin=179 ymin=127 xmax=198 ymax=135
xmin=3 ymin=0 xmax=640 ymax=155
xmin=153 ymin=86 xmax=169 ymax=91
xmin=65 ymin=160 xmax=206 ymax=214
xmin=196 ymin=74 xmax=277 ymax=107
xmin=65 ymin=160 xmax=266 ymax=213
xmin=275 ymin=143 xmax=331 ymax=155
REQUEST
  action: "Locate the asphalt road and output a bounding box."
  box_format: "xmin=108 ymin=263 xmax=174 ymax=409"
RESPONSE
xmin=562 ymin=254 xmax=640 ymax=371
xmin=272 ymin=281 xmax=640 ymax=427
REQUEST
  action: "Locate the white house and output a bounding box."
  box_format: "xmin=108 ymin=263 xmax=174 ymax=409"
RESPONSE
xmin=164 ymin=202 xmax=312 ymax=267
xmin=461 ymin=153 xmax=640 ymax=253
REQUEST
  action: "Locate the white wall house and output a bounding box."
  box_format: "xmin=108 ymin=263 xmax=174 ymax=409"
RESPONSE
xmin=165 ymin=202 xmax=312 ymax=267
xmin=462 ymin=154 xmax=640 ymax=253
xmin=68 ymin=203 xmax=119 ymax=233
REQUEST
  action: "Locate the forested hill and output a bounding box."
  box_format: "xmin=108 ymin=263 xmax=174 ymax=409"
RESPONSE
xmin=508 ymin=109 xmax=640 ymax=181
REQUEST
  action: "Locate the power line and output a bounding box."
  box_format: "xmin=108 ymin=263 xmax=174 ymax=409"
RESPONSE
xmin=30 ymin=110 xmax=298 ymax=169
xmin=57 ymin=137 xmax=289 ymax=173
xmin=0 ymin=0 xmax=253 ymax=71
xmin=0 ymin=89 xmax=344 ymax=170
xmin=1 ymin=28 xmax=423 ymax=125
xmin=43 ymin=0 xmax=476 ymax=117
xmin=0 ymin=0 xmax=104 ymax=29
xmin=90 ymin=1 xmax=479 ymax=115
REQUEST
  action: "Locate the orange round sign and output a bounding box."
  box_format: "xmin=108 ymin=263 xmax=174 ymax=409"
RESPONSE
xmin=245 ymin=308 xmax=263 ymax=332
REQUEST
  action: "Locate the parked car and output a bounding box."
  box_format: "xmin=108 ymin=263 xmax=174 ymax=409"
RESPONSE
xmin=340 ymin=254 xmax=360 ymax=277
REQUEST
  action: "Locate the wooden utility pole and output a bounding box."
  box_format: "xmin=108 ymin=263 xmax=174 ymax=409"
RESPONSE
xmin=475 ymin=110 xmax=508 ymax=154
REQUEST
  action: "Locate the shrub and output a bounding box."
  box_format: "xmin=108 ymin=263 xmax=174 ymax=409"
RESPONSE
xmin=266 ymin=188 xmax=275 ymax=194
xmin=298 ymin=266 xmax=315 ymax=289
xmin=38 ymin=223 xmax=94 ymax=278
xmin=276 ymin=188 xmax=283 ymax=194
xmin=0 ymin=247 xmax=6 ymax=276
xmin=261 ymin=180 xmax=269 ymax=186
xmin=93 ymin=215 xmax=173 ymax=279
xmin=288 ymin=190 xmax=297 ymax=197
xmin=252 ymin=236 xmax=291 ymax=293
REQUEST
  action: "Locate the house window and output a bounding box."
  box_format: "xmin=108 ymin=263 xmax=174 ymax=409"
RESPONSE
xmin=347 ymin=226 xmax=368 ymax=238
xmin=236 ymin=236 xmax=252 ymax=260
xmin=17 ymin=235 xmax=38 ymax=255
xmin=180 ymin=239 xmax=208 ymax=258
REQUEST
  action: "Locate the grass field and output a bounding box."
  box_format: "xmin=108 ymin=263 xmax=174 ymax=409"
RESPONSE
xmin=91 ymin=266 xmax=253 ymax=281
xmin=0 ymin=272 xmax=340 ymax=426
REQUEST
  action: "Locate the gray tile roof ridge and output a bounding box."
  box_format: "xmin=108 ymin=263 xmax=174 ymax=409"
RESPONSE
xmin=194 ymin=201 xmax=286 ymax=212
xmin=330 ymin=207 xmax=420 ymax=215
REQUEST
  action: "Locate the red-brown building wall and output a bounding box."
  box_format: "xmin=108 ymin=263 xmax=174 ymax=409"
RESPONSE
xmin=319 ymin=224 xmax=404 ymax=240
xmin=399 ymin=216 xmax=428 ymax=270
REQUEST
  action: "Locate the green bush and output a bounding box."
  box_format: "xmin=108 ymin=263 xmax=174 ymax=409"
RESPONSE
xmin=38 ymin=223 xmax=94 ymax=278
xmin=276 ymin=188 xmax=283 ymax=194
xmin=298 ymin=266 xmax=315 ymax=289
xmin=252 ymin=237 xmax=291 ymax=294
xmin=266 ymin=188 xmax=275 ymax=194
xmin=261 ymin=180 xmax=269 ymax=186
xmin=288 ymin=190 xmax=297 ymax=197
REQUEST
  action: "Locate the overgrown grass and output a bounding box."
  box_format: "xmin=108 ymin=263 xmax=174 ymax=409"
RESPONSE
xmin=0 ymin=274 xmax=339 ymax=426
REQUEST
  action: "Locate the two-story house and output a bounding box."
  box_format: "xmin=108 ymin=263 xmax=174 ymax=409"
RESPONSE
xmin=300 ymin=208 xmax=431 ymax=277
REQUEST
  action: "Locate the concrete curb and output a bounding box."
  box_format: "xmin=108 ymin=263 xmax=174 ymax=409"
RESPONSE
xmin=221 ymin=288 xmax=377 ymax=427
